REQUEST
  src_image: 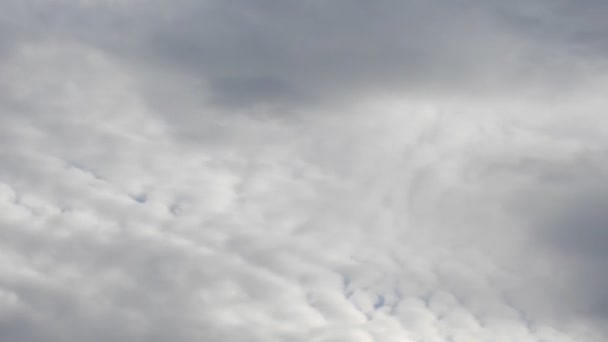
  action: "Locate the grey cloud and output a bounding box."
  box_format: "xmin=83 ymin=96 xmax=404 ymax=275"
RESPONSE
xmin=4 ymin=0 xmax=608 ymax=109
xmin=444 ymin=143 xmax=608 ymax=339
xmin=503 ymin=154 xmax=608 ymax=324
xmin=2 ymin=1 xmax=608 ymax=342
xmin=122 ymin=0 xmax=608 ymax=105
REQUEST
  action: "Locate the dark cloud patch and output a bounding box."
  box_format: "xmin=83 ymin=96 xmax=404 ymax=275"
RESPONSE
xmin=548 ymin=193 xmax=608 ymax=260
xmin=112 ymin=0 xmax=531 ymax=105
xmin=538 ymin=182 xmax=608 ymax=322
xmin=504 ymin=0 xmax=608 ymax=54
xmin=4 ymin=0 xmax=608 ymax=109
xmin=489 ymin=152 xmax=608 ymax=331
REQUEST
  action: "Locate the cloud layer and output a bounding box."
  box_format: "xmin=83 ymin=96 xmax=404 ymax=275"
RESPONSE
xmin=1 ymin=1 xmax=608 ymax=341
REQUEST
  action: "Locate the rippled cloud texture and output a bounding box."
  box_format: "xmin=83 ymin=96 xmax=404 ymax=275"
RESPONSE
xmin=2 ymin=1 xmax=608 ymax=341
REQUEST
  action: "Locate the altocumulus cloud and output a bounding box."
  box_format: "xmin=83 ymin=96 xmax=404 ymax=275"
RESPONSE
xmin=1 ymin=1 xmax=608 ymax=341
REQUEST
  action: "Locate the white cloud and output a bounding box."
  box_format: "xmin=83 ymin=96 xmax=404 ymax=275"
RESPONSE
xmin=1 ymin=2 xmax=608 ymax=341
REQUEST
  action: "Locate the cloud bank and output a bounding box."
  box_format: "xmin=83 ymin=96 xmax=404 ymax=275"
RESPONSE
xmin=1 ymin=1 xmax=608 ymax=341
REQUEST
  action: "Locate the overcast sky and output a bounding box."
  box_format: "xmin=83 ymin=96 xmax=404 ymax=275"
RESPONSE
xmin=1 ymin=1 xmax=608 ymax=341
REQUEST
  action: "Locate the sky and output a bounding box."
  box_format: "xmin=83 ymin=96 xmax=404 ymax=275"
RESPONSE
xmin=1 ymin=1 xmax=608 ymax=341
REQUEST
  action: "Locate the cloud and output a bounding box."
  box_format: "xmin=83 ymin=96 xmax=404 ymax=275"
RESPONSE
xmin=5 ymin=0 xmax=608 ymax=108
xmin=1 ymin=1 xmax=608 ymax=341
